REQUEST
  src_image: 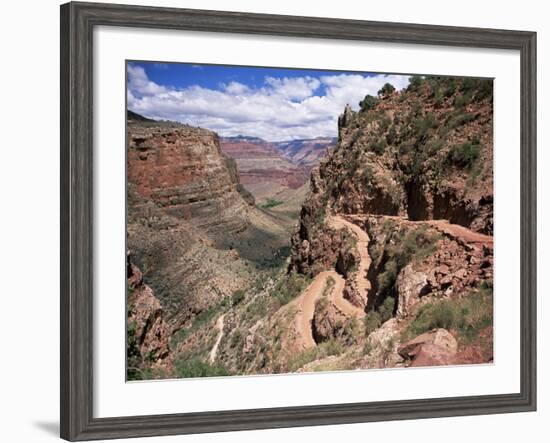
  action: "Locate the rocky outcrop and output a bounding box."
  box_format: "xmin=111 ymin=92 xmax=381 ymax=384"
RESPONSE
xmin=220 ymin=136 xmax=308 ymax=197
xmin=292 ymin=76 xmax=493 ymax=250
xmin=290 ymin=211 xmax=359 ymax=277
xmin=127 ymin=256 xmax=173 ymax=378
xmin=363 ymin=214 xmax=493 ymax=314
xmin=128 ymin=120 xmax=251 ymax=238
xmin=398 ymin=329 xmax=458 ymax=367
xmin=362 ymin=318 xmax=402 ymax=368
xmin=312 ymin=299 xmax=349 ymax=343
xmin=395 ymin=264 xmax=429 ymax=317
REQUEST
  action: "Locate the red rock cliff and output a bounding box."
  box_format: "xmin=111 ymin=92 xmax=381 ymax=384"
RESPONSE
xmin=128 ymin=120 xmax=252 ymax=238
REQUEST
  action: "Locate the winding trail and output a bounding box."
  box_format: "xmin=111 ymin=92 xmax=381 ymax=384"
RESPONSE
xmin=328 ymin=215 xmax=372 ymax=309
xmin=351 ymin=214 xmax=493 ymax=248
xmin=293 ymin=215 xmax=371 ymax=348
xmin=426 ymin=219 xmax=493 ymax=247
xmin=293 ymin=271 xmax=344 ymax=348
xmin=209 ymin=314 xmax=225 ymax=363
xmin=290 ymin=213 xmax=493 ymax=351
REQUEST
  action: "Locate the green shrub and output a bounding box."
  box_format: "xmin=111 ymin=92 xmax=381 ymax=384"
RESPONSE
xmin=443 ymin=78 xmax=457 ymax=97
xmin=403 ymin=282 xmax=493 ymax=345
xmin=322 ymin=276 xmax=336 ymax=298
xmin=364 ymin=311 xmax=382 ymax=337
xmin=231 ymin=289 xmax=246 ymax=306
xmin=433 ymin=89 xmax=444 ymax=106
xmin=474 ymin=79 xmax=493 ymax=101
xmin=259 ymin=199 xmax=283 ymax=209
xmin=273 ymin=272 xmax=311 ymax=306
xmin=350 ymin=129 xmax=363 ymax=146
xmin=378 ymin=82 xmax=396 ymax=97
xmin=447 ymin=139 xmax=481 ymax=169
xmin=174 ymin=358 xmax=231 ymax=378
xmin=443 ymin=111 xmax=476 ymax=131
xmin=245 ymin=297 xmax=270 ymax=321
xmin=375 ymin=226 xmax=440 ymax=301
xmin=378 ymin=297 xmax=396 ymax=323
xmin=359 ymin=94 xmax=378 ymax=112
xmin=230 ymin=329 xmax=243 ymax=349
xmin=377 ymin=260 xmax=398 ymax=298
xmin=386 ymin=126 xmax=398 ymax=145
xmin=371 ymin=137 xmax=387 ymax=155
xmin=412 ymin=112 xmax=438 ymax=140
xmin=424 ymin=138 xmax=444 ymax=155
xmin=127 ymin=320 xmax=143 ymax=381
xmin=408 ymin=75 xmax=423 ymax=91
xmin=171 ymin=303 xmax=223 ymax=346
xmin=460 ymin=78 xmax=493 ymax=102
xmin=288 ymin=339 xmax=345 ymax=371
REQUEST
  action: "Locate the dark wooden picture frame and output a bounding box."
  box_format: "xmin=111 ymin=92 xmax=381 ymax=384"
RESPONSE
xmin=60 ymin=2 xmax=537 ymax=441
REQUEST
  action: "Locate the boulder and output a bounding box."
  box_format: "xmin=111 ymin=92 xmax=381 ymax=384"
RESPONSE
xmin=396 ymin=264 xmax=429 ymax=317
xmin=363 ymin=318 xmax=402 ymax=368
xmin=398 ymin=328 xmax=457 ymax=367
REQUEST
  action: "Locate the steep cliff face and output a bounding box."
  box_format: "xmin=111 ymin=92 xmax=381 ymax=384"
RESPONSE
xmin=220 ymin=136 xmax=308 ymax=198
xmin=127 ymin=256 xmax=173 ymax=380
xmin=128 ymin=121 xmax=253 ymax=239
xmin=292 ymin=77 xmax=493 ymax=277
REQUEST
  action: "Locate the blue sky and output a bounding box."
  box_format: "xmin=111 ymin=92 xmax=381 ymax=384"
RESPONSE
xmin=127 ymin=61 xmax=410 ymax=141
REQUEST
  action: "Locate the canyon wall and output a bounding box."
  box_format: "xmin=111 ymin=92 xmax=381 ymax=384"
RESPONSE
xmin=128 ymin=119 xmax=253 ymax=239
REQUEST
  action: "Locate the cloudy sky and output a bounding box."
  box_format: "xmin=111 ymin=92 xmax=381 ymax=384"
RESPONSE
xmin=127 ymin=62 xmax=410 ymax=141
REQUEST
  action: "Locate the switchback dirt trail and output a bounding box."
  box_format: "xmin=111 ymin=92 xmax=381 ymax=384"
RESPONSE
xmin=293 ymin=215 xmax=371 ymax=348
xmin=328 ymin=215 xmax=372 ymax=311
xmin=293 ymin=271 xmax=343 ymax=348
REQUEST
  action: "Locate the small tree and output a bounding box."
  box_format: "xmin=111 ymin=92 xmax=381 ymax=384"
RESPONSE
xmin=408 ymin=75 xmax=423 ymax=91
xmin=378 ymin=82 xmax=396 ymax=97
xmin=359 ymin=94 xmax=377 ymax=112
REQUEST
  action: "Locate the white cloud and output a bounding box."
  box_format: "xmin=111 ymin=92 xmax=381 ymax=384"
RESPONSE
xmin=264 ymin=76 xmax=321 ymax=100
xmin=223 ymin=81 xmax=250 ymax=95
xmin=127 ymin=65 xmax=168 ymax=98
xmin=127 ymin=65 xmax=410 ymax=141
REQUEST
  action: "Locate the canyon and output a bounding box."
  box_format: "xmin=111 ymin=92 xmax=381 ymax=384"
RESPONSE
xmin=219 ymin=135 xmax=334 ymax=205
xmin=275 ymin=137 xmax=336 ymax=174
xmin=127 ymin=75 xmax=494 ymax=379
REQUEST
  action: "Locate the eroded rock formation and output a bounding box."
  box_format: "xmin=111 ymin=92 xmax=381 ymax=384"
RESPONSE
xmin=128 ymin=121 xmax=252 ymax=238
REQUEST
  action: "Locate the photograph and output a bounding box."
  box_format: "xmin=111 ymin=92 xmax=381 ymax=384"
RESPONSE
xmin=125 ymin=61 xmax=494 ymax=381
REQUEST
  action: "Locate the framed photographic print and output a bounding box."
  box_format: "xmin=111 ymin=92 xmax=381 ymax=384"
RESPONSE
xmin=60 ymin=1 xmax=537 ymax=441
